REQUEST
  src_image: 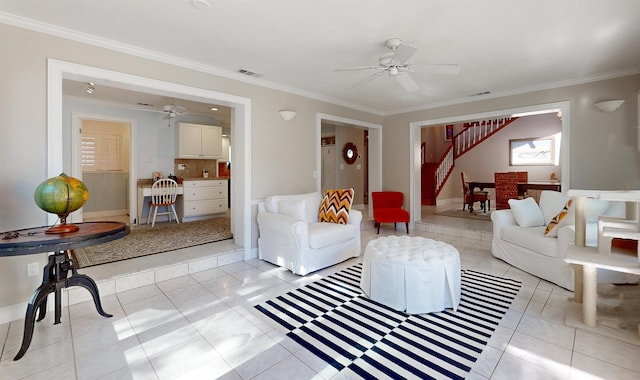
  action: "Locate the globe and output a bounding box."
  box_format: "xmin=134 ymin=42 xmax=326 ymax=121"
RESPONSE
xmin=34 ymin=173 xmax=89 ymax=234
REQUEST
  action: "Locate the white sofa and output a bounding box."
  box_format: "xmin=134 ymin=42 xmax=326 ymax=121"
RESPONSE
xmin=257 ymin=192 xmax=362 ymax=275
xmin=491 ymin=190 xmax=634 ymax=290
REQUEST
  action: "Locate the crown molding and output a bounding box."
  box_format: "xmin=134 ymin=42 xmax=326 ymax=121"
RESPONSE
xmin=384 ymin=67 xmax=640 ymax=116
xmin=0 ymin=12 xmax=385 ymax=116
xmin=2 ymin=12 xmax=638 ymax=118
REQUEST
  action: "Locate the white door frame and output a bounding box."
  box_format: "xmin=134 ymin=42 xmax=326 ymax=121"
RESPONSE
xmin=71 ymin=113 xmax=136 ymax=223
xmin=409 ymin=101 xmax=571 ymax=223
xmin=317 ymin=113 xmax=382 ymax=218
xmin=48 ymin=59 xmax=252 ymax=256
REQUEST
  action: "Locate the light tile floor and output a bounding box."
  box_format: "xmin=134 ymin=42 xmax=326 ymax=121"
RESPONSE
xmin=1 ymin=206 xmax=639 ymax=379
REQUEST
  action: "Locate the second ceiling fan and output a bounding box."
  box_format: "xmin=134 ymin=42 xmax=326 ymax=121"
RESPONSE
xmin=334 ymin=38 xmax=461 ymax=93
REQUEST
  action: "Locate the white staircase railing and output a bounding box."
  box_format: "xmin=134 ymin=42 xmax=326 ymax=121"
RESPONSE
xmin=435 ymin=146 xmax=454 ymax=195
xmin=454 ymin=118 xmax=516 ymax=157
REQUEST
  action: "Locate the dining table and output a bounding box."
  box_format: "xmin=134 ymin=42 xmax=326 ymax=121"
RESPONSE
xmin=0 ymin=222 xmax=129 ymax=360
xmin=466 ymin=180 xmax=561 ymax=212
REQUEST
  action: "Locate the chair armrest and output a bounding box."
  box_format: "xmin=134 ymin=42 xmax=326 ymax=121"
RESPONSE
xmin=557 ymin=225 xmax=576 ymax=259
xmin=257 ymin=212 xmax=309 ymax=250
xmin=490 ymin=210 xmax=516 ymax=239
xmin=347 ymin=209 xmax=363 ymax=227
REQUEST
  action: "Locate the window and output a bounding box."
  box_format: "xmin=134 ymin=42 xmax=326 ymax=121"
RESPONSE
xmin=509 ymin=137 xmax=555 ymax=166
xmin=81 ymin=132 xmax=122 ymax=171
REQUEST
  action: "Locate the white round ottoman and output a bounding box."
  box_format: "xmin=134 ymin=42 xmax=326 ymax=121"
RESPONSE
xmin=360 ymin=235 xmax=461 ymax=314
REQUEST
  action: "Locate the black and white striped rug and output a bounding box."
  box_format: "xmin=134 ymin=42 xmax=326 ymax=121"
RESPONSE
xmin=255 ymin=263 xmax=521 ymax=379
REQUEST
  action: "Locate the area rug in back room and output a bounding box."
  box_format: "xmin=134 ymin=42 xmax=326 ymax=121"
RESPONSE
xmin=255 ymin=263 xmax=521 ymax=379
xmin=73 ymin=217 xmax=232 ymax=268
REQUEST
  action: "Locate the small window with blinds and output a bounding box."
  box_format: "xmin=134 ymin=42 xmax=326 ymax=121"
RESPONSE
xmin=81 ymin=132 xmax=122 ymax=171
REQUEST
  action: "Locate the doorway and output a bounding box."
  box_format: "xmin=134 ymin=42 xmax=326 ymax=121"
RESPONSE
xmin=72 ymin=114 xmax=133 ymax=223
xmin=409 ymin=102 xmax=571 ymax=225
xmin=317 ymin=113 xmax=382 ymax=219
xmin=48 ymin=59 xmax=253 ymax=258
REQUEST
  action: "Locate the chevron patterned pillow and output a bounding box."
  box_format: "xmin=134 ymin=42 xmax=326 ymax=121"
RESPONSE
xmin=318 ymin=188 xmax=354 ymax=224
xmin=544 ymin=199 xmax=573 ymax=237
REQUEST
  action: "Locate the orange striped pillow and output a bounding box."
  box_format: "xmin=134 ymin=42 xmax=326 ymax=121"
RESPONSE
xmin=544 ymin=199 xmax=573 ymax=237
xmin=318 ymin=189 xmax=354 ymax=224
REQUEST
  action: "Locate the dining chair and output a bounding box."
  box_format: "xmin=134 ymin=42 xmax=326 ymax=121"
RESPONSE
xmin=494 ymin=172 xmax=519 ymax=209
xmin=461 ymin=172 xmax=489 ymax=213
xmin=147 ymin=178 xmax=180 ymax=227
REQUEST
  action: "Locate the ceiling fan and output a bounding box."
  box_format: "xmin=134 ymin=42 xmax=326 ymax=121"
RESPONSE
xmin=162 ymin=104 xmax=186 ymax=119
xmin=334 ymin=38 xmax=461 ymax=93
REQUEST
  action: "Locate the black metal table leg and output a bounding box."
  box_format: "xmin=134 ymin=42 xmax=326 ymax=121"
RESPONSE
xmin=13 ymin=250 xmax=112 ymax=361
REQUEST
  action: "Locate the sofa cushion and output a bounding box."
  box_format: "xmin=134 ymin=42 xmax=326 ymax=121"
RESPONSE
xmin=509 ymin=197 xmax=545 ymax=227
xmin=539 ymin=191 xmax=570 ymax=225
xmin=318 ymin=188 xmax=354 ymax=224
xmin=544 ymin=199 xmax=573 ymax=238
xmin=265 ymin=192 xmax=322 ymax=223
xmin=502 ymin=225 xmax=558 ymax=257
xmin=308 ymin=222 xmax=356 ymax=249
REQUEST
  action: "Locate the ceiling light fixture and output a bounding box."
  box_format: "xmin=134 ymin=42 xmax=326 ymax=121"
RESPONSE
xmin=85 ymin=82 xmax=95 ymax=94
xmin=210 ymin=107 xmax=219 ymax=111
xmin=279 ymin=110 xmax=296 ymax=121
xmin=594 ymin=100 xmax=625 ymax=112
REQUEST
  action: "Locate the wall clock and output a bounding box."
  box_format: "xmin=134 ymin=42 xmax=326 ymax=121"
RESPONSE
xmin=343 ymin=142 xmax=358 ymax=164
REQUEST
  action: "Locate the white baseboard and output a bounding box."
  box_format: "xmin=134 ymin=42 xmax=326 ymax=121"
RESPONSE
xmin=84 ymin=209 xmax=128 ymax=219
xmin=0 ymin=297 xmax=58 ymax=325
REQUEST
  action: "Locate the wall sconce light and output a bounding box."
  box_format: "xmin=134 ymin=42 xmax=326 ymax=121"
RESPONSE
xmin=594 ymin=100 xmax=625 ymax=112
xmin=279 ymin=110 xmax=296 ymax=121
xmin=85 ymin=82 xmax=95 ymax=94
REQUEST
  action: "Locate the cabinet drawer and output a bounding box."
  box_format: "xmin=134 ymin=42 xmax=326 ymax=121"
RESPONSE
xmin=183 ymin=200 xmax=227 ymax=217
xmin=183 ymin=180 xmax=227 ymax=188
xmin=183 ymin=186 xmax=227 ymax=201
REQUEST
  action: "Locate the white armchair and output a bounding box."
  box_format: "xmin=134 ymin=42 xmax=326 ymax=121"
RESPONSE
xmin=257 ymin=192 xmax=362 ymax=275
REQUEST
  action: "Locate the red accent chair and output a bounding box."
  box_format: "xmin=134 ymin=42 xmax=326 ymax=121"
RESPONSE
xmin=372 ymin=191 xmax=410 ymax=234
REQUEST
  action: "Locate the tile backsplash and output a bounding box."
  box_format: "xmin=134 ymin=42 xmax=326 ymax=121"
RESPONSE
xmin=173 ymin=159 xmax=217 ymax=179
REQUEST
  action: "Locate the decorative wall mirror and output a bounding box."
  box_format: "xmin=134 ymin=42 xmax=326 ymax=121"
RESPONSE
xmin=342 ymin=142 xmax=358 ymax=164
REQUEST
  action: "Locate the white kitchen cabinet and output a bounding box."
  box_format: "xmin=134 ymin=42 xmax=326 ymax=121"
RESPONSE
xmin=180 ymin=180 xmax=228 ymax=219
xmin=177 ymin=122 xmax=222 ymax=159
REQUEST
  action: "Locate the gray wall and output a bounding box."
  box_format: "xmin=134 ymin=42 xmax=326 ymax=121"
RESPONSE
xmin=0 ymin=23 xmax=381 ymax=309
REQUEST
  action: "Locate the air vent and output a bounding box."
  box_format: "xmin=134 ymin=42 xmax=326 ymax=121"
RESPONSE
xmin=237 ymin=69 xmax=261 ymax=77
xmin=469 ymin=91 xmax=491 ymax=97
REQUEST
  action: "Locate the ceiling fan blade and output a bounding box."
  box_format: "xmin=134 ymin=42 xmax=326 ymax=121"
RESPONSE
xmin=127 ymin=107 xmax=164 ymax=113
xmin=419 ymin=63 xmax=462 ymax=75
xmin=333 ymin=65 xmax=379 ymax=72
xmin=392 ymin=43 xmax=417 ymax=65
xmin=350 ymin=71 xmax=385 ymax=88
xmin=395 ymin=72 xmax=420 ymax=93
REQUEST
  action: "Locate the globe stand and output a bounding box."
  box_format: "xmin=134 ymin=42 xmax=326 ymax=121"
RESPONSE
xmin=45 ymin=216 xmax=79 ymax=234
